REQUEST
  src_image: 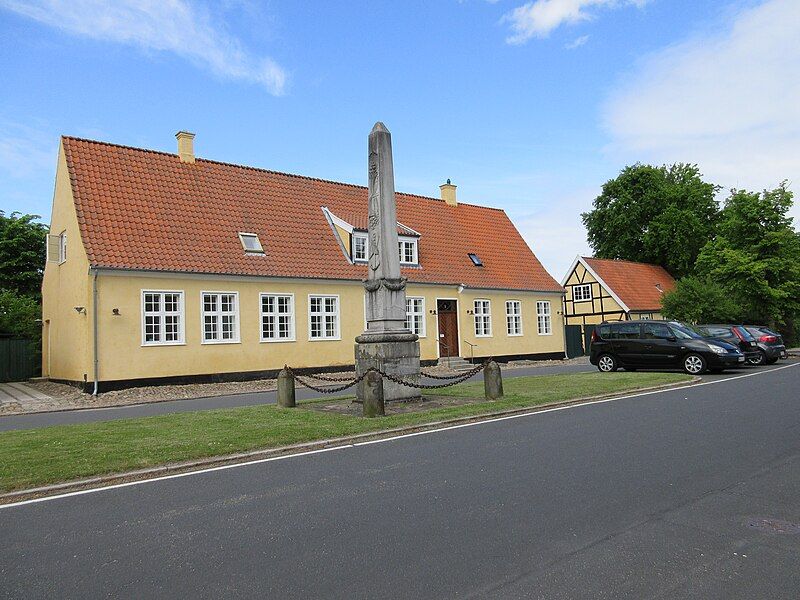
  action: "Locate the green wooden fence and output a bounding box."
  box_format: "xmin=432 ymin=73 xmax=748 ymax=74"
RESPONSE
xmin=0 ymin=338 xmax=39 ymax=382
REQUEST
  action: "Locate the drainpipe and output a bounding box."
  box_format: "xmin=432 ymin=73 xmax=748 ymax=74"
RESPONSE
xmin=92 ymin=269 xmax=99 ymax=396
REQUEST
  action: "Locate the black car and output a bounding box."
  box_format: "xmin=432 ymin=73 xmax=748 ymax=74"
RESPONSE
xmin=743 ymin=325 xmax=787 ymax=364
xmin=590 ymin=320 xmax=745 ymax=375
xmin=694 ymin=324 xmax=761 ymax=363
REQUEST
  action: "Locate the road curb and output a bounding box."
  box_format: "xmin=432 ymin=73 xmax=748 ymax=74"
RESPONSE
xmin=0 ymin=376 xmax=700 ymax=505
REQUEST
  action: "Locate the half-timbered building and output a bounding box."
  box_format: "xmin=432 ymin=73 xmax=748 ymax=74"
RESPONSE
xmin=561 ymin=256 xmax=676 ymax=341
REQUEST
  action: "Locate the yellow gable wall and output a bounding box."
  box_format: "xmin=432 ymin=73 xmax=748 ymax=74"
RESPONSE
xmin=90 ymin=272 xmax=564 ymax=382
xmin=41 ymin=142 xmax=93 ymax=382
xmin=333 ymin=224 xmax=351 ymax=255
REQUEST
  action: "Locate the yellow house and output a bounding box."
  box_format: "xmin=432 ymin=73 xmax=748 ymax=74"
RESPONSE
xmin=42 ymin=132 xmax=565 ymax=391
xmin=562 ymin=256 xmax=677 ymax=341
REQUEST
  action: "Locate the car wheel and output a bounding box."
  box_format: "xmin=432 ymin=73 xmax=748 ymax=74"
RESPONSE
xmin=597 ymin=354 xmax=618 ymax=372
xmin=748 ymin=350 xmax=766 ymax=366
xmin=766 ymin=357 xmax=778 ymax=365
xmin=683 ymin=353 xmax=707 ymax=375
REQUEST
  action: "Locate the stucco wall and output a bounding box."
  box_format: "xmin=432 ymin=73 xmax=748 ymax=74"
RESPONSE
xmin=89 ymin=272 xmax=564 ymax=383
xmin=41 ymin=142 xmax=92 ymax=382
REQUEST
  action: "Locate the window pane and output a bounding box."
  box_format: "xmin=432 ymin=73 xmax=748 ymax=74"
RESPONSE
xmin=311 ymin=315 xmax=321 ymax=338
xmin=262 ymin=315 xmax=274 ymax=339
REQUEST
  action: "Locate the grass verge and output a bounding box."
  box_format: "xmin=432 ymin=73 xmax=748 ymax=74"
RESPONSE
xmin=0 ymin=371 xmax=690 ymax=493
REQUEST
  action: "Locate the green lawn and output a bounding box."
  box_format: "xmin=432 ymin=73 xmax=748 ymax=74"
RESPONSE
xmin=0 ymin=371 xmax=690 ymax=493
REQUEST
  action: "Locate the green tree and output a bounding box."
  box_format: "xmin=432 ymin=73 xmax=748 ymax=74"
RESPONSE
xmin=0 ymin=211 xmax=48 ymax=297
xmin=0 ymin=289 xmax=41 ymax=340
xmin=582 ymin=163 xmax=719 ymax=278
xmin=694 ymin=183 xmax=800 ymax=328
xmin=661 ymin=276 xmax=740 ymax=323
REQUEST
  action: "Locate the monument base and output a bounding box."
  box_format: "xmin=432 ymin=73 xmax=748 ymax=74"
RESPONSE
xmin=355 ymin=332 xmax=420 ymax=402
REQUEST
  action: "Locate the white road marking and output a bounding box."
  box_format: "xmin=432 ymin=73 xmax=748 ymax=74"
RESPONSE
xmin=1 ymin=361 xmax=798 ymax=510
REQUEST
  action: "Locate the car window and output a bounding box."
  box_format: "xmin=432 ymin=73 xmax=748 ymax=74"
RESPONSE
xmin=610 ymin=323 xmax=640 ymax=339
xmin=734 ymin=326 xmax=755 ymax=341
xmin=744 ymin=327 xmax=763 ymax=337
xmin=598 ymin=325 xmax=611 ymax=339
xmin=704 ymin=326 xmax=733 ymax=338
xmin=669 ymin=325 xmax=696 ymax=340
xmin=642 ymin=323 xmax=673 ymax=340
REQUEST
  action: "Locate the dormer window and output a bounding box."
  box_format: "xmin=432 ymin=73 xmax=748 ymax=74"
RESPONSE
xmin=398 ymin=237 xmax=418 ymax=265
xmin=353 ymin=233 xmax=368 ymax=262
xmin=468 ymin=253 xmax=483 ymax=267
xmin=239 ymin=232 xmax=264 ymax=254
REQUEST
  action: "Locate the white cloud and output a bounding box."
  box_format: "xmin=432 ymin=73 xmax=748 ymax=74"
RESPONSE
xmin=603 ymin=0 xmax=800 ymax=221
xmin=0 ymin=122 xmax=54 ymax=179
xmin=502 ymin=0 xmax=647 ymax=44
xmin=0 ymin=0 xmax=287 ymax=95
xmin=514 ymin=185 xmax=595 ymax=280
xmin=565 ymin=34 xmax=590 ymax=49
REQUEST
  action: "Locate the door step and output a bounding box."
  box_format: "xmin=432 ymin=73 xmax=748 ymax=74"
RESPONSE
xmin=436 ymin=357 xmax=474 ymax=371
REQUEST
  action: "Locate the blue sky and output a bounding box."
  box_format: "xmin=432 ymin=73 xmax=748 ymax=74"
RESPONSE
xmin=1 ymin=0 xmax=797 ymax=278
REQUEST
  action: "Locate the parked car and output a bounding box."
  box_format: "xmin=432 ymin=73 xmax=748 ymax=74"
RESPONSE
xmin=693 ymin=324 xmax=761 ymax=363
xmin=590 ymin=320 xmax=745 ymax=375
xmin=743 ymin=325 xmax=787 ymax=364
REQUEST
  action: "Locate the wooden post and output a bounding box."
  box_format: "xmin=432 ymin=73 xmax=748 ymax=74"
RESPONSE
xmin=277 ymin=367 xmax=296 ymax=408
xmin=484 ymin=360 xmax=503 ymax=400
xmin=362 ymin=370 xmax=385 ymax=417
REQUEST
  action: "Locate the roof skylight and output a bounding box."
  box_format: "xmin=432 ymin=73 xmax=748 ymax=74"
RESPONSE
xmin=239 ymin=232 xmax=264 ymax=254
xmin=468 ymin=253 xmax=483 ymax=266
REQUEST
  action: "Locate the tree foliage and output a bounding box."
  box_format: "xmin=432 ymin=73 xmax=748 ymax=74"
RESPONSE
xmin=660 ymin=276 xmax=740 ymax=324
xmin=582 ymin=163 xmax=719 ymax=278
xmin=0 ymin=211 xmax=48 ymax=298
xmin=0 ymin=289 xmax=41 ymax=340
xmin=694 ymin=183 xmax=800 ymax=327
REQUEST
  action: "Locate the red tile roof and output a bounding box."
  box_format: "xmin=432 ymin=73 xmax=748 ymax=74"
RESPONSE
xmin=62 ymin=137 xmax=562 ymax=292
xmin=331 ymin=213 xmax=418 ymax=236
xmin=582 ymin=257 xmax=676 ymax=311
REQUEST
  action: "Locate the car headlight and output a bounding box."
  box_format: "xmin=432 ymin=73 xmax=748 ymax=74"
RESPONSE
xmin=706 ymin=343 xmax=726 ymax=355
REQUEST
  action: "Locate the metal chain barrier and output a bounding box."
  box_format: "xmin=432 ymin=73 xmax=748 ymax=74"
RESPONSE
xmin=284 ymin=366 xmax=367 ymax=394
xmin=420 ymin=361 xmax=487 ymax=380
xmin=300 ymin=372 xmax=358 ymax=382
xmin=285 ymin=358 xmax=492 ymax=393
xmin=375 ymin=364 xmax=484 ymax=390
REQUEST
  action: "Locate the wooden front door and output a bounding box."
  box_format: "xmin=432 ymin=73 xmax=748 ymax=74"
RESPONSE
xmin=437 ymin=299 xmax=459 ymax=358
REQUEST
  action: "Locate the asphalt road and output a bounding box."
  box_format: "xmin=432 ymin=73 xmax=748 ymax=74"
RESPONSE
xmin=2 ymin=362 xmax=799 ymax=598
xmin=0 ymin=361 xmax=596 ymax=431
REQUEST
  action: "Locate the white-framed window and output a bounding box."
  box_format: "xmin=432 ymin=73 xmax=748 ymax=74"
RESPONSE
xmin=405 ymin=297 xmax=425 ymax=336
xmin=142 ymin=291 xmax=185 ymax=345
xmin=536 ymin=300 xmax=552 ymax=335
xmin=48 ymin=231 xmax=67 ymax=263
xmin=201 ymin=292 xmax=239 ymax=343
xmin=239 ymin=232 xmax=264 ymax=254
xmin=474 ymin=299 xmax=492 ymax=337
xmin=261 ymin=293 xmax=295 ymax=341
xmin=309 ymin=295 xmax=340 ymax=340
xmin=353 ymin=233 xmax=368 ymax=262
xmin=506 ymin=300 xmax=522 ymax=336
xmin=573 ymin=283 xmax=592 ymax=302
xmin=398 ymin=237 xmax=418 ymax=265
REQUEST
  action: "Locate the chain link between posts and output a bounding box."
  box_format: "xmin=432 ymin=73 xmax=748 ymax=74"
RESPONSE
xmin=284 ymin=359 xmax=490 ymax=393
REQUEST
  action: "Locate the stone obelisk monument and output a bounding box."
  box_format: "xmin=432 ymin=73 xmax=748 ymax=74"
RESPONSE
xmin=355 ymin=122 xmax=421 ymax=402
